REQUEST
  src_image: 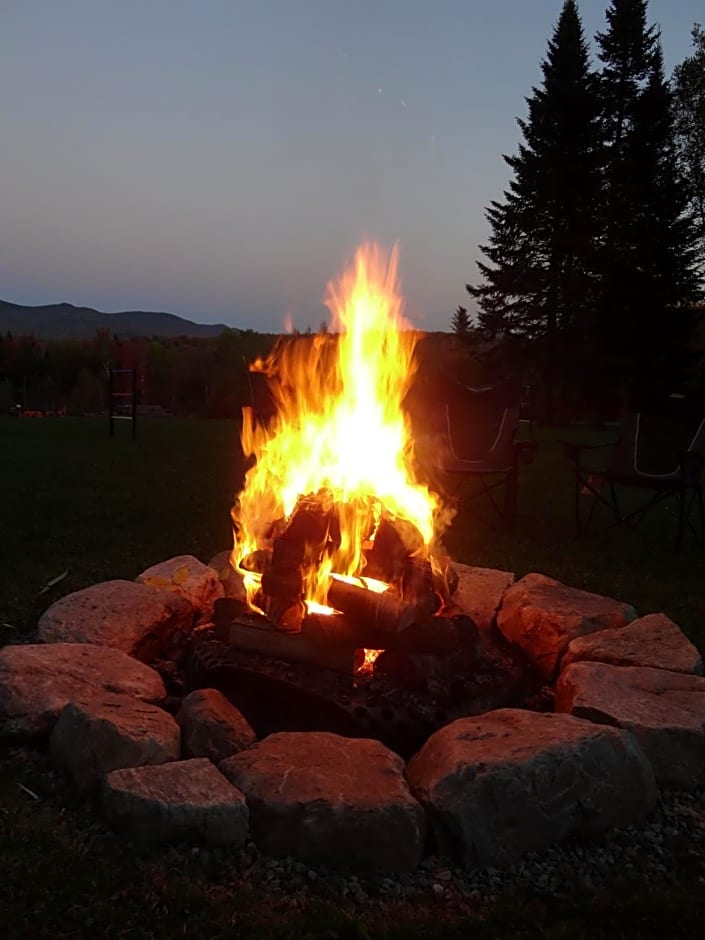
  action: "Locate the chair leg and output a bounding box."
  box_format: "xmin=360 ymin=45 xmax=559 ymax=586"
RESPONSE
xmin=675 ymin=485 xmax=686 ymax=551
xmin=609 ymin=482 xmax=620 ymax=521
xmin=503 ymin=468 xmax=518 ymax=528
xmin=574 ymin=473 xmax=582 ymax=536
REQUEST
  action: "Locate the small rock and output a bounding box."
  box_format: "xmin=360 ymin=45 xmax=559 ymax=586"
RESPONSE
xmin=562 ymin=612 xmax=703 ymax=676
xmin=177 ymin=689 xmax=256 ymax=762
xmin=137 ymin=555 xmax=224 ymax=623
xmin=49 ymin=692 xmax=180 ymax=792
xmin=102 ymin=758 xmax=249 ymax=846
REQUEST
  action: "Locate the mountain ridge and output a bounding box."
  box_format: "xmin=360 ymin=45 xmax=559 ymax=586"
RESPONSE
xmin=0 ymin=298 xmax=234 ymax=339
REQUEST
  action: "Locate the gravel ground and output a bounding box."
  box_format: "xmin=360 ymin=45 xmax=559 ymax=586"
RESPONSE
xmin=5 ymin=743 xmax=705 ymax=922
xmin=152 ymin=786 xmax=705 ymax=912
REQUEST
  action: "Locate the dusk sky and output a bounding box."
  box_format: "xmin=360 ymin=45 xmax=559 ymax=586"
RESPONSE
xmin=2 ymin=1 xmax=702 ymax=333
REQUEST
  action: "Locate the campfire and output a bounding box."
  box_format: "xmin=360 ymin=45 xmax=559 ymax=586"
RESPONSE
xmin=216 ymin=244 xmax=474 ymax=680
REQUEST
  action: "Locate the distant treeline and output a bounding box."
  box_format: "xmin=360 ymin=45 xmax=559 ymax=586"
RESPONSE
xmin=0 ymin=327 xmax=479 ymax=420
xmin=0 ymin=328 xmax=279 ymax=418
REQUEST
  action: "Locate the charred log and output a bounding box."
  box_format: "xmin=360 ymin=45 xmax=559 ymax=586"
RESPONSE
xmin=220 ymin=616 xmax=362 ymax=674
xmin=239 ymin=549 xmax=272 ymax=575
xmin=260 ymin=563 xmax=303 ymax=599
xmin=431 ymin=558 xmax=459 ymax=605
xmin=326 ymin=578 xmax=419 ymax=634
xmin=374 ymin=640 xmax=479 ymax=689
xmin=301 ymin=611 xmax=358 ymax=648
xmin=301 ymin=606 xmax=475 ymax=654
xmin=285 ymin=494 xmax=334 ymax=556
xmin=402 ymin=556 xmax=440 ymax=617
xmin=214 ymin=596 xmax=251 ymax=637
xmin=363 ymin=515 xmax=424 ymax=584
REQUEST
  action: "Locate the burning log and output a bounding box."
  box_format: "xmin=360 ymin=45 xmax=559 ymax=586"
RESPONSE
xmin=260 ymin=562 xmax=303 ymax=600
xmin=326 ymin=577 xmax=419 ymax=635
xmin=239 ymin=549 xmax=272 ymax=575
xmin=261 ymin=597 xmax=306 ymax=632
xmin=284 ymin=494 xmax=334 ymax=555
xmin=401 ymin=556 xmax=441 ymax=616
xmin=301 ymin=610 xmax=358 ymax=648
xmin=432 ymin=559 xmax=459 ymax=604
xmin=363 ymin=516 xmax=424 ymax=584
xmin=218 ymin=615 xmax=363 ymax=675
xmin=301 ymin=607 xmax=475 ymax=654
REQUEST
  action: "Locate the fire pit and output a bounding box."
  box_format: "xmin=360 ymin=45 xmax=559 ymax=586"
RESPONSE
xmin=189 ymin=242 xmax=540 ymax=756
xmin=2 ymin=244 xmax=704 ymax=876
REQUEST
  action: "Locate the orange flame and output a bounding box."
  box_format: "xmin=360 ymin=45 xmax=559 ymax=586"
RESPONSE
xmin=231 ymin=242 xmax=440 ymax=609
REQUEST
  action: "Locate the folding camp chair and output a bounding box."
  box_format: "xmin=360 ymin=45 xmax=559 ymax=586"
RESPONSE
xmin=419 ymin=378 xmax=537 ymax=527
xmin=561 ymin=412 xmax=705 ymax=549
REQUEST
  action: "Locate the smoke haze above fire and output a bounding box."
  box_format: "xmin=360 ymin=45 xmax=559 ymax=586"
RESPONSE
xmin=1 ymin=0 xmax=701 ymax=333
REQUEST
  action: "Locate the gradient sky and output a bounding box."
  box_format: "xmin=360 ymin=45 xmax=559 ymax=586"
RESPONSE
xmin=1 ymin=1 xmax=702 ymax=332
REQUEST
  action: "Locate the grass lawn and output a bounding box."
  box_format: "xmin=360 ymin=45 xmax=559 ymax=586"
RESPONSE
xmin=1 ymin=415 xmax=704 ymax=938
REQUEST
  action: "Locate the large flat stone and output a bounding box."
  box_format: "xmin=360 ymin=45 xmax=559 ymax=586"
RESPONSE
xmin=220 ymin=732 xmax=425 ymax=874
xmin=37 ymin=580 xmax=195 ymax=662
xmin=50 ymin=693 xmax=181 ymax=792
xmin=451 ymin=563 xmax=515 ymax=632
xmin=406 ymin=708 xmax=655 ymax=869
xmin=137 ymin=555 xmax=224 ymax=623
xmin=555 ymin=661 xmax=705 ymax=789
xmin=177 ymin=688 xmax=256 ymax=763
xmin=497 ymin=573 xmax=637 ymax=679
xmin=102 ymin=758 xmax=248 ymax=846
xmin=562 ymin=612 xmax=703 ymax=675
xmin=0 ymin=643 xmax=166 ymax=739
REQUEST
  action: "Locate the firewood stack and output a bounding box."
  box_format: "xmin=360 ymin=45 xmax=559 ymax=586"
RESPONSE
xmin=216 ymin=490 xmax=478 ymax=676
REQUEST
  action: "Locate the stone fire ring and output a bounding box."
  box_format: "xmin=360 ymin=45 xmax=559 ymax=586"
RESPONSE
xmin=1 ymin=554 xmax=704 ymax=875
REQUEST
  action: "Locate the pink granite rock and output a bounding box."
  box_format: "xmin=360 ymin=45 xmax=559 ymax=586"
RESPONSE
xmin=50 ymin=692 xmax=180 ymax=792
xmin=220 ymin=731 xmax=425 ymax=873
xmin=406 ymin=708 xmax=655 ymax=868
xmin=102 ymin=759 xmax=249 ymax=846
xmin=562 ymin=612 xmax=703 ymax=675
xmin=555 ymin=661 xmax=705 ymax=788
xmin=177 ymin=688 xmax=256 ymax=762
xmin=0 ymin=642 xmax=166 ymax=739
xmin=137 ymin=555 xmax=224 ymax=622
xmin=37 ymin=580 xmax=195 ymax=661
xmin=451 ymin=563 xmax=515 ymax=632
xmin=497 ymin=573 xmax=637 ymax=679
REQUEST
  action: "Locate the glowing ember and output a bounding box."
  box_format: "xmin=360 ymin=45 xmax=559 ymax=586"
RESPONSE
xmin=358 ymin=649 xmax=383 ymax=673
xmin=231 ymin=242 xmax=443 ymax=635
xmin=330 ymin=573 xmax=389 ymax=594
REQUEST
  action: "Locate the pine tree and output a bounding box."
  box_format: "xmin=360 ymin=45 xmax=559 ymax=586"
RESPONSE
xmin=672 ymin=24 xmax=705 ymax=282
xmin=629 ymin=46 xmax=700 ymax=401
xmin=597 ymin=2 xmax=699 ymax=406
xmin=451 ymin=305 xmax=471 ymax=336
xmin=467 ymin=0 xmax=603 ymax=420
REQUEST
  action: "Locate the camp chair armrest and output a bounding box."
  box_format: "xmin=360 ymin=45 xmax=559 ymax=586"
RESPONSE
xmin=515 ymin=440 xmax=538 ymax=465
xmin=679 ymin=450 xmax=705 ymax=471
